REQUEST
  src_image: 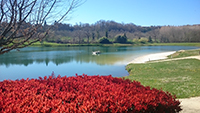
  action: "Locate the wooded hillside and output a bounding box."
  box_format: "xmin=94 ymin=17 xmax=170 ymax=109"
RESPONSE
xmin=44 ymin=20 xmax=199 ymax=44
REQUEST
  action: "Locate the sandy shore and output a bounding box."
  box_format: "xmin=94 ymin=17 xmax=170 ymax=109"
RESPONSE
xmin=128 ymin=51 xmax=176 ymax=64
xmin=179 ymin=97 xmax=200 ymax=113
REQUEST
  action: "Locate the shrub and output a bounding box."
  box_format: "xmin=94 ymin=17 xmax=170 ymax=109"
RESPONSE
xmin=139 ymin=38 xmax=148 ymax=44
xmin=99 ymin=37 xmax=111 ymax=44
xmin=0 ymin=74 xmax=181 ymax=112
xmin=133 ymin=38 xmax=149 ymax=44
xmin=114 ymin=34 xmax=127 ymax=43
xmin=132 ymin=38 xmax=139 ymax=44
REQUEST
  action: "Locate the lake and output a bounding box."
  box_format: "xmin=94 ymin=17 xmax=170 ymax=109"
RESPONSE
xmin=0 ymin=46 xmax=199 ymax=81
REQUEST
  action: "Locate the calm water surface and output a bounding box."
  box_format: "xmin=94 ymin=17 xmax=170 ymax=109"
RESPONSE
xmin=0 ymin=46 xmax=199 ymax=81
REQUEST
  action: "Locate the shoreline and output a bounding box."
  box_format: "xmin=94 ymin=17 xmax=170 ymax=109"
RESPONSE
xmin=128 ymin=51 xmax=176 ymax=64
xmin=126 ymin=51 xmax=200 ymax=113
xmin=179 ymin=96 xmax=200 ymax=113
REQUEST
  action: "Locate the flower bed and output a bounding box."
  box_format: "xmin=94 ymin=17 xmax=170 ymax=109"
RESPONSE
xmin=0 ymin=74 xmax=181 ymax=112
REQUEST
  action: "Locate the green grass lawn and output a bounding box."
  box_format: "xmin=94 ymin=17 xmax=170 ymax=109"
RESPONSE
xmin=125 ymin=59 xmax=200 ymax=99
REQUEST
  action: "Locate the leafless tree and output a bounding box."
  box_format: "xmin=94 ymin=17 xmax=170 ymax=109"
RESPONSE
xmin=0 ymin=0 xmax=85 ymax=54
xmin=84 ymin=30 xmax=90 ymax=44
xmin=74 ymin=30 xmax=83 ymax=44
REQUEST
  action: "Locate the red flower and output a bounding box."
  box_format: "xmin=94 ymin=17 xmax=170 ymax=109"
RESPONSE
xmin=0 ymin=74 xmax=181 ymax=112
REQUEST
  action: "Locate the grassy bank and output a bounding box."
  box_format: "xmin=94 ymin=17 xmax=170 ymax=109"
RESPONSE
xmin=31 ymin=41 xmax=200 ymax=47
xmin=31 ymin=41 xmax=103 ymax=47
xmin=168 ymin=49 xmax=200 ymax=58
xmin=148 ymin=42 xmax=200 ymax=47
xmin=31 ymin=42 xmax=135 ymax=47
xmin=125 ymin=49 xmax=200 ymax=98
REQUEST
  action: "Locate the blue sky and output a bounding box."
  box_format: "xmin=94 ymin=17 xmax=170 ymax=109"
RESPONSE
xmin=65 ymin=0 xmax=200 ymax=26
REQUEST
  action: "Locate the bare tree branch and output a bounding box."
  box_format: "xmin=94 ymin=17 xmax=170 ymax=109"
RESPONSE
xmin=0 ymin=0 xmax=85 ymax=54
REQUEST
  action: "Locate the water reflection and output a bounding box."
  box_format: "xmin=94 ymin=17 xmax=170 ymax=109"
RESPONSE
xmin=0 ymin=46 xmax=142 ymax=67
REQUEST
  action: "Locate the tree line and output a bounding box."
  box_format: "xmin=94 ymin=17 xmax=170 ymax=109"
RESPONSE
xmin=44 ymin=20 xmax=200 ymax=44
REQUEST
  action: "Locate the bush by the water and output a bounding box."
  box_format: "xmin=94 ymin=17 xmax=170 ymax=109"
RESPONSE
xmin=0 ymin=74 xmax=181 ymax=112
xmin=114 ymin=34 xmax=127 ymax=43
xmin=133 ymin=38 xmax=149 ymax=44
xmin=99 ymin=37 xmax=111 ymax=44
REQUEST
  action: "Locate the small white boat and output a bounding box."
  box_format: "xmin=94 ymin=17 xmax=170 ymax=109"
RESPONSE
xmin=92 ymin=51 xmax=101 ymax=55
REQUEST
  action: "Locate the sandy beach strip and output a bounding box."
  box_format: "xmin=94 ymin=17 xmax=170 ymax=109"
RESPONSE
xmin=128 ymin=51 xmax=176 ymax=64
xmin=179 ymin=96 xmax=200 ymax=113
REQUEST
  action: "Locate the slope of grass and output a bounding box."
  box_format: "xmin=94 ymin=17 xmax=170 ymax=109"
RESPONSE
xmin=148 ymin=42 xmax=200 ymax=47
xmin=125 ymin=59 xmax=200 ymax=98
xmin=168 ymin=49 xmax=200 ymax=58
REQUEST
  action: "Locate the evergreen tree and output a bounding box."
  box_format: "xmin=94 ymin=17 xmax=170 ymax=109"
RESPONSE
xmin=92 ymin=33 xmax=95 ymax=40
xmin=148 ymin=36 xmax=153 ymax=43
xmin=105 ymin=30 xmax=108 ymax=38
